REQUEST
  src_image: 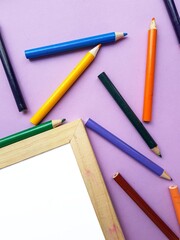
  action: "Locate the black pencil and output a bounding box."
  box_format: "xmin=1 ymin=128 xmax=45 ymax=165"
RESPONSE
xmin=0 ymin=31 xmax=27 ymax=112
xmin=163 ymin=0 xmax=180 ymax=43
xmin=98 ymin=72 xmax=161 ymax=157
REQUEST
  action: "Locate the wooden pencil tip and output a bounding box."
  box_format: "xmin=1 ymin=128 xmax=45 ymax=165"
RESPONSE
xmin=113 ymin=172 xmax=119 ymax=179
xmin=151 ymin=146 xmax=161 ymax=157
xmin=169 ymin=185 xmax=177 ymax=189
xmin=89 ymin=44 xmax=101 ymax=57
xmin=150 ymin=18 xmax=157 ymax=29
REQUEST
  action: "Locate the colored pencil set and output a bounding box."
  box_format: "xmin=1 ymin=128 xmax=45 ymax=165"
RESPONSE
xmin=1 ymin=0 xmax=180 ymax=238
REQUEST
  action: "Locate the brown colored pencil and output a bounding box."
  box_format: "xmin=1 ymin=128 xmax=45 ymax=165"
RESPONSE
xmin=113 ymin=172 xmax=179 ymax=240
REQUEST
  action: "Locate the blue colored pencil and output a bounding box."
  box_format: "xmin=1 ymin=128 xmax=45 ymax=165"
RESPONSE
xmin=85 ymin=118 xmax=172 ymax=180
xmin=25 ymin=32 xmax=127 ymax=59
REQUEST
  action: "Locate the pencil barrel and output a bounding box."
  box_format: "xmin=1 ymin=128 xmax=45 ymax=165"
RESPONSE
xmin=143 ymin=29 xmax=157 ymax=122
xmin=0 ymin=32 xmax=27 ymax=112
xmin=30 ymin=52 xmax=95 ymax=125
xmin=163 ymin=0 xmax=180 ymax=22
xmin=113 ymin=173 xmax=179 ymax=240
xmin=98 ymin=72 xmax=157 ymax=149
xmin=86 ymin=118 xmax=164 ymax=177
xmin=163 ymin=0 xmax=180 ymax=43
xmin=0 ymin=121 xmax=52 ymax=148
xmin=25 ymin=32 xmax=116 ymax=59
xmin=169 ymin=185 xmax=180 ymax=225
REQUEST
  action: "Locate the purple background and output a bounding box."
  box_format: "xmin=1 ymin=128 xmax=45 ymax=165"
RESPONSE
xmin=1 ymin=1 xmax=180 ymax=239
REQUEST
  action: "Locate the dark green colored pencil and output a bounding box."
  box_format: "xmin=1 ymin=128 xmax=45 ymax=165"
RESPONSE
xmin=98 ymin=72 xmax=161 ymax=157
xmin=0 ymin=119 xmax=66 ymax=148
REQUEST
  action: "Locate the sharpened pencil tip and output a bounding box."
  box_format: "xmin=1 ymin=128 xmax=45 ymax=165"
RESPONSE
xmin=89 ymin=44 xmax=101 ymax=57
xmin=62 ymin=118 xmax=66 ymax=123
xmin=159 ymin=154 xmax=162 ymax=158
xmin=115 ymin=32 xmax=128 ymax=41
xmin=150 ymin=18 xmax=157 ymax=29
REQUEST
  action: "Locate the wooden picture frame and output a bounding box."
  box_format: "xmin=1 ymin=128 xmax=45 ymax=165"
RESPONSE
xmin=0 ymin=119 xmax=125 ymax=240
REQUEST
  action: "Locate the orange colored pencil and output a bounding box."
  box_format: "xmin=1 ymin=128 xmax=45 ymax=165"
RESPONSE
xmin=169 ymin=185 xmax=180 ymax=225
xmin=143 ymin=18 xmax=157 ymax=122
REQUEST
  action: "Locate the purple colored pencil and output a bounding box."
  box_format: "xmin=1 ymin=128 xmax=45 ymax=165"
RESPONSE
xmin=85 ymin=118 xmax=171 ymax=180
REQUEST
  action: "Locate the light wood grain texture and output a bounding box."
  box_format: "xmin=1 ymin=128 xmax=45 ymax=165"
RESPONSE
xmin=0 ymin=119 xmax=125 ymax=240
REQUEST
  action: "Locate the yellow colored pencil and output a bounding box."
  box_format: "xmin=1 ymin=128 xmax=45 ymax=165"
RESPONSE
xmin=30 ymin=44 xmax=101 ymax=125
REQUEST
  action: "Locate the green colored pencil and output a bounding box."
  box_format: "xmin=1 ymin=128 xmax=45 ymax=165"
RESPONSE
xmin=0 ymin=119 xmax=66 ymax=148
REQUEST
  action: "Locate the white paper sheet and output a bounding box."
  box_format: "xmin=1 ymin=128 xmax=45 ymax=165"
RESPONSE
xmin=0 ymin=144 xmax=105 ymax=240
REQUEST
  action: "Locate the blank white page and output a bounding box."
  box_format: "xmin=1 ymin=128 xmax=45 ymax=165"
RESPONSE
xmin=0 ymin=144 xmax=105 ymax=240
